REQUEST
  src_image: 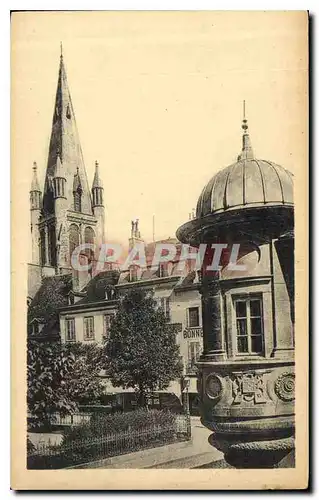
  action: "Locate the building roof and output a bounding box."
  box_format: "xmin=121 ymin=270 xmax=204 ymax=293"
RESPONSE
xmin=176 ymin=110 xmax=294 ymax=245
xmin=28 ymin=274 xmax=73 ymax=336
xmin=76 ymin=270 xmax=120 ymax=304
xmin=196 ymin=119 xmax=293 ymax=219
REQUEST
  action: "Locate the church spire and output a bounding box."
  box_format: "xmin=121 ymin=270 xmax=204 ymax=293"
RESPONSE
xmin=30 ymin=162 xmax=42 ymax=210
xmin=42 ymin=47 xmax=92 ymax=214
xmin=238 ymin=100 xmax=254 ymax=161
xmin=30 ymin=161 xmax=41 ymax=193
xmin=92 ymin=161 xmax=104 ymax=207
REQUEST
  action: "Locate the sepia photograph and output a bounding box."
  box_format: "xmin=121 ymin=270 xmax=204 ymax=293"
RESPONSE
xmin=11 ymin=10 xmax=308 ymax=490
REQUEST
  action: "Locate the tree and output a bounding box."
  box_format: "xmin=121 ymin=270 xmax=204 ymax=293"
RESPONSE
xmin=27 ymin=340 xmax=105 ymax=428
xmin=105 ymin=288 xmax=183 ymax=407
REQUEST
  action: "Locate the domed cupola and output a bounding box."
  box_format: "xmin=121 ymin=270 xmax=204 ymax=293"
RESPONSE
xmin=177 ymin=106 xmax=294 ymax=246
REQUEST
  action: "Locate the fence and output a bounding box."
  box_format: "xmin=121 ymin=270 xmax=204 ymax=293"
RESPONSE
xmin=50 ymin=412 xmax=92 ymax=427
xmin=27 ymin=414 xmax=191 ymax=469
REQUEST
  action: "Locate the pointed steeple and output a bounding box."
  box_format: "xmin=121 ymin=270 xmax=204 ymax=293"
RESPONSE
xmin=92 ymin=161 xmax=104 ymax=207
xmin=92 ymin=160 xmax=103 ymax=189
xmin=238 ymin=100 xmax=254 ymax=161
xmin=31 ymin=162 xmax=41 ymax=193
xmin=30 ymin=162 xmax=42 ymax=210
xmin=43 ymin=47 xmax=92 ymax=214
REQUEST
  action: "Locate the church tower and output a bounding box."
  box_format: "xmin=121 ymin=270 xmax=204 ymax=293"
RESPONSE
xmin=29 ymin=47 xmax=105 ymax=288
xmin=30 ymin=162 xmax=42 ymax=265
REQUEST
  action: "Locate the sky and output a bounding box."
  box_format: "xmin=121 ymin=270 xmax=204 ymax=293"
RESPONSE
xmin=11 ymin=11 xmax=307 ymax=254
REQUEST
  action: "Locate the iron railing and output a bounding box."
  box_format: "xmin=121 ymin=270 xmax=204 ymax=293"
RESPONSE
xmin=27 ymin=413 xmax=191 ymax=469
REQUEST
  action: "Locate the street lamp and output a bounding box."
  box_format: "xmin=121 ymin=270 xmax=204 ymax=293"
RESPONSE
xmin=182 ymin=376 xmax=191 ymax=438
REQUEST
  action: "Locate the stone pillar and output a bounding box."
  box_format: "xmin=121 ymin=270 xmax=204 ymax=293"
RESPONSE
xmin=200 ymin=272 xmax=226 ymax=361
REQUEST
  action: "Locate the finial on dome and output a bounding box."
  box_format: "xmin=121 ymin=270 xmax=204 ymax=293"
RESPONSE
xmin=242 ymin=100 xmax=248 ymax=132
xmin=239 ymin=100 xmax=254 ymax=160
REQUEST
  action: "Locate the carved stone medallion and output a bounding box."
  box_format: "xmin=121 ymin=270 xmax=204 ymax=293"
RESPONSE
xmin=274 ymin=372 xmax=295 ymax=402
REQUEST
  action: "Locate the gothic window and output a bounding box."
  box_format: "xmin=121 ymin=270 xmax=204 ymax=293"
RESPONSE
xmin=48 ymin=225 xmax=56 ymax=267
xmin=40 ymin=230 xmax=46 ymax=266
xmin=69 ymin=224 xmax=80 ymax=261
xmin=84 ymin=227 xmax=95 ymax=245
xmin=234 ymin=297 xmax=264 ymax=355
xmin=74 ymin=189 xmax=82 ymax=212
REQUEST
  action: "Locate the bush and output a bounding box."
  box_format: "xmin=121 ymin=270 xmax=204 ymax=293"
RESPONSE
xmin=62 ymin=408 xmax=177 ymax=445
xmin=27 ymin=409 xmax=189 ymax=469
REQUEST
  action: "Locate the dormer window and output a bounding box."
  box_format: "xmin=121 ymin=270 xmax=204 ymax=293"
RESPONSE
xmin=30 ymin=318 xmax=44 ymax=336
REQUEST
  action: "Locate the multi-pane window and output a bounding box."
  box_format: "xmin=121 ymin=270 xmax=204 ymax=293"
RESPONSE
xmin=65 ymin=318 xmax=76 ymax=342
xmin=83 ymin=316 xmax=95 ymax=341
xmin=188 ymin=307 xmax=200 ymax=328
xmin=235 ymin=297 xmax=264 ymax=355
xmin=160 ymin=297 xmax=170 ymax=320
xmin=103 ymin=314 xmax=113 ymax=339
xmin=188 ymin=341 xmax=201 ymax=372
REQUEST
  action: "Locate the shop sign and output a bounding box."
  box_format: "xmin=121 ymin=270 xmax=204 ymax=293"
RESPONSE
xmin=183 ymin=327 xmax=203 ymax=339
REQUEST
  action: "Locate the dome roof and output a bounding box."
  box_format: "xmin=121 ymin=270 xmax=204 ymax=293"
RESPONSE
xmin=196 ymin=157 xmax=293 ymax=218
xmin=176 ymin=109 xmax=294 ymax=246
